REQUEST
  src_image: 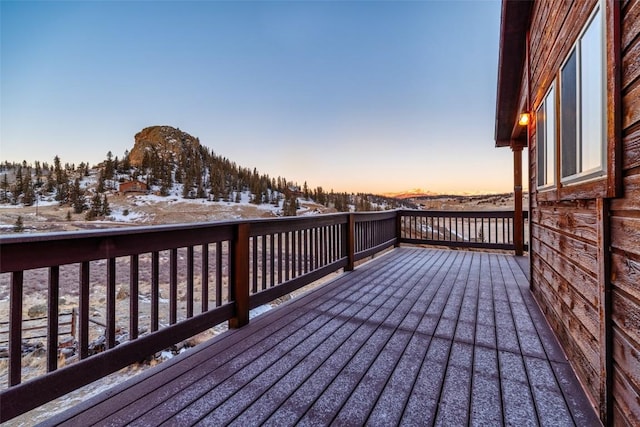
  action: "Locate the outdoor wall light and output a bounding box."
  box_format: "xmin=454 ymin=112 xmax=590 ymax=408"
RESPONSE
xmin=518 ymin=112 xmax=531 ymax=126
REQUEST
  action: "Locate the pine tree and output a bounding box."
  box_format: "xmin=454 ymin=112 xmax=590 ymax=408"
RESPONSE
xmin=91 ymin=192 xmax=102 ymax=214
xmin=97 ymin=172 xmax=105 ymax=193
xmin=101 ymin=195 xmax=111 ymax=216
xmin=70 ymin=178 xmax=86 ymax=213
xmin=122 ymin=150 xmax=131 ymax=171
xmin=21 ymin=167 xmax=31 ymax=194
xmin=104 ymin=151 xmax=114 ymax=179
xmin=86 ymin=193 xmax=102 ymax=220
xmin=182 ymin=180 xmax=192 ymax=198
xmin=34 ymin=161 xmax=42 ymax=187
xmin=45 ymin=173 xmax=55 ymax=193
xmin=14 ymin=167 xmax=23 ymax=198
xmin=53 ymin=155 xmax=64 ymax=184
xmin=283 ymin=190 xmax=297 ymax=216
xmin=22 ymin=178 xmax=35 ymax=206
xmin=1 ymin=174 xmax=9 ymax=203
xmin=14 ymin=216 xmax=24 ymax=232
xmin=303 ymin=181 xmax=310 ymax=200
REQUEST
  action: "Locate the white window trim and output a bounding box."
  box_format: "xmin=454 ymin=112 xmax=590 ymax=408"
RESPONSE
xmin=537 ymin=83 xmax=556 ymax=190
xmin=560 ymin=1 xmax=607 ymax=186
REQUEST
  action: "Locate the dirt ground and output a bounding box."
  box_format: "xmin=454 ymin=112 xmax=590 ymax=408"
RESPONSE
xmin=0 ymin=193 xmax=329 ymax=232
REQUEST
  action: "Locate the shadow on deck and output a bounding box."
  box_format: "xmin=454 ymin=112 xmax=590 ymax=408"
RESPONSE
xmin=42 ymin=247 xmax=599 ymax=426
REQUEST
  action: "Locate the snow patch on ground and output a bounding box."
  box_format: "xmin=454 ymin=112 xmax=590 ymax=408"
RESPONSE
xmin=106 ymin=208 xmax=149 ymax=223
xmin=249 ymin=304 xmax=272 ymax=319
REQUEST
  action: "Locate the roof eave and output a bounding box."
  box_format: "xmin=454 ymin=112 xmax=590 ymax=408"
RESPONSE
xmin=494 ymin=0 xmax=533 ymax=148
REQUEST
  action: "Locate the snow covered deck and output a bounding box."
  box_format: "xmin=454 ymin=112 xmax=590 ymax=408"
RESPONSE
xmin=41 ymin=247 xmax=598 ymax=426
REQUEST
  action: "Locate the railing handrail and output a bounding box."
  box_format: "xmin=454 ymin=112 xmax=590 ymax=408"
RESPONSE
xmin=0 ymin=213 xmax=357 ymax=273
xmin=0 ymin=208 xmax=527 ymax=422
xmin=399 ymin=209 xmax=528 ymax=218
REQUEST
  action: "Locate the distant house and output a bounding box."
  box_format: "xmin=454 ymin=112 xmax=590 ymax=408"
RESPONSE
xmin=119 ymin=180 xmax=148 ymax=194
xmin=495 ymin=0 xmax=639 ymax=424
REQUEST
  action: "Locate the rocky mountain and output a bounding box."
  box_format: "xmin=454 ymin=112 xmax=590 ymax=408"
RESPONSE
xmin=383 ymin=189 xmax=439 ymax=199
xmin=129 ymin=126 xmax=201 ymax=167
xmin=0 ymin=124 xmax=418 ymax=220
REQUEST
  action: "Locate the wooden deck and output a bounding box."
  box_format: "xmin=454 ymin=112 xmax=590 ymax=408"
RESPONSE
xmin=41 ymin=247 xmax=600 ymax=426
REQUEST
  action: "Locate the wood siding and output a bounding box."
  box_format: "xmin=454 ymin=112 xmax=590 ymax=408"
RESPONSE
xmin=611 ymin=1 xmax=640 ymax=422
xmin=527 ymin=0 xmax=640 ymax=424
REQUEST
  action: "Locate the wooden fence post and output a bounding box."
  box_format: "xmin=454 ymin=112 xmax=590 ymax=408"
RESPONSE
xmin=71 ymin=307 xmax=77 ymax=341
xmin=229 ymin=222 xmax=250 ymax=328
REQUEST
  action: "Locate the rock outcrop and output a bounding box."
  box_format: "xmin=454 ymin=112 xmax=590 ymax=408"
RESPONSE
xmin=128 ymin=126 xmax=200 ymax=167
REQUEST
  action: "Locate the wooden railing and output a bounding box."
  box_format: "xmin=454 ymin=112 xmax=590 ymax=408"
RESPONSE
xmin=399 ymin=210 xmax=529 ymax=251
xmin=0 ymin=209 xmax=523 ymax=422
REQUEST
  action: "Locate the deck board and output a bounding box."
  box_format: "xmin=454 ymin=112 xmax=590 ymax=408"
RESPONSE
xmin=41 ymin=247 xmax=600 ymax=426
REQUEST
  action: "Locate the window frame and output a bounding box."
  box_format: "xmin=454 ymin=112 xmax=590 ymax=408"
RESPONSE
xmin=534 ymin=0 xmax=621 ymax=201
xmin=536 ymin=84 xmax=556 ymax=191
xmin=559 ymin=4 xmax=606 ymax=186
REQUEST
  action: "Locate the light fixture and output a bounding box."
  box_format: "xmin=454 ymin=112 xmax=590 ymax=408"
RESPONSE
xmin=518 ymin=112 xmax=530 ymax=126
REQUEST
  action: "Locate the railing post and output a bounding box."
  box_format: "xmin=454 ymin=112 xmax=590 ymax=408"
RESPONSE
xmin=395 ymin=210 xmax=402 ymax=247
xmin=345 ymin=214 xmax=355 ymax=271
xmin=512 ymin=144 xmax=524 ymax=256
xmin=230 ymin=222 xmax=250 ymax=328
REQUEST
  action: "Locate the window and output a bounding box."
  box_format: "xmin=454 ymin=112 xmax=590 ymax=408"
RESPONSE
xmin=537 ymin=85 xmax=556 ymax=188
xmin=560 ymin=6 xmax=604 ymax=182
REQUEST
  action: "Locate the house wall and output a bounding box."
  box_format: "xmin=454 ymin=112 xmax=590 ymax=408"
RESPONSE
xmin=611 ymin=0 xmax=640 ymax=423
xmin=527 ymin=0 xmax=640 ymax=424
xmin=119 ymin=181 xmax=148 ymax=193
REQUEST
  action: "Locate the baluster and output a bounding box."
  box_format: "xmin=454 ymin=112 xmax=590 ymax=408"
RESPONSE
xmin=9 ymin=271 xmax=24 ymax=385
xmin=130 ymin=254 xmax=139 ymax=340
xmin=278 ymin=233 xmax=283 ymax=284
xmin=313 ymin=227 xmax=319 ymax=270
xmin=262 ymin=235 xmax=267 ymax=290
xmin=79 ymin=262 xmax=90 ymax=359
xmin=107 ymin=257 xmax=116 ymax=348
xmin=252 ymin=236 xmax=258 ymax=293
xmin=170 ymin=249 xmax=178 ymax=325
xmin=285 ymin=231 xmax=291 ymax=281
xmin=297 ymin=229 xmax=303 ymax=275
xmin=201 ymin=244 xmax=208 ymax=313
xmin=304 ymin=229 xmax=310 ymax=272
xmin=216 ymin=242 xmax=223 ymax=306
xmin=187 ymin=246 xmax=194 ymax=318
xmin=503 ymin=217 xmax=507 ymax=245
xmin=323 ymin=226 xmax=328 ymax=266
xmin=151 ymin=251 xmax=159 ymax=332
xmin=336 ymin=224 xmax=341 ymax=260
xmin=270 ymin=234 xmax=275 ymax=287
xmin=47 ymin=266 xmax=59 ymax=372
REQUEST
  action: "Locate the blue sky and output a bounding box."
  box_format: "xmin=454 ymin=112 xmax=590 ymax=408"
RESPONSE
xmin=1 ymin=0 xmax=517 ymax=194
